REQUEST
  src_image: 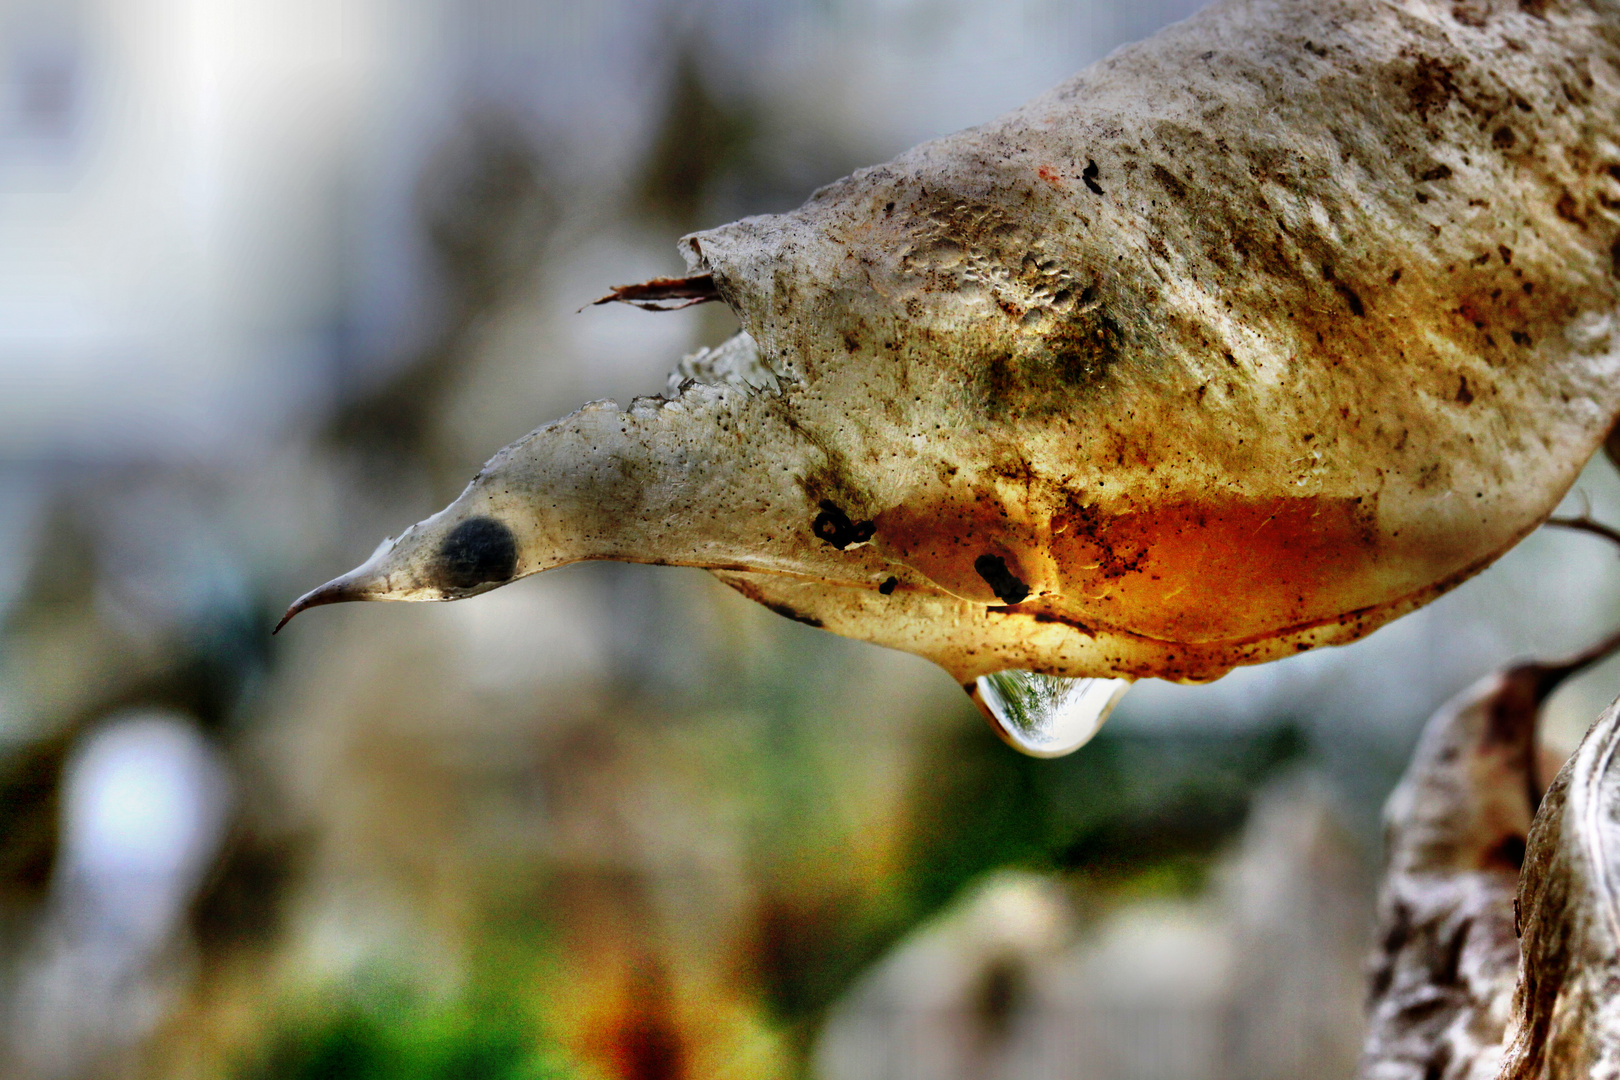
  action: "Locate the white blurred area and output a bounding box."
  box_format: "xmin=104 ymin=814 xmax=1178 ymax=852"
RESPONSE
xmin=0 ymin=0 xmax=1210 ymax=460
xmin=8 ymin=712 xmax=231 ymax=1080
xmin=0 ymin=0 xmax=369 ymax=453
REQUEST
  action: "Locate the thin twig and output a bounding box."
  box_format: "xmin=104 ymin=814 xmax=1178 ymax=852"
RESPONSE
xmin=1547 ymin=515 xmax=1620 ymax=548
xmin=1524 ymin=517 xmax=1620 ymax=698
xmin=1553 ymin=622 xmax=1620 ymax=679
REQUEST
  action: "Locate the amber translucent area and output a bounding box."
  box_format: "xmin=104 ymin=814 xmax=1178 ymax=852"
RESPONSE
xmin=879 ymin=491 xmax=1411 ymax=644
xmin=1053 ymin=494 xmax=1390 ymax=640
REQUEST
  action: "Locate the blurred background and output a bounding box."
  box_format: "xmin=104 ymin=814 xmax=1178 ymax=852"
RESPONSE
xmin=1 ymin=0 xmax=1619 ymax=1077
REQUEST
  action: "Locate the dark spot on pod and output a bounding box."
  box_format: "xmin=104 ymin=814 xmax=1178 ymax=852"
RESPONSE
xmin=436 ymin=517 xmax=518 ymax=591
xmin=1434 ymin=918 xmax=1471 ymax=986
xmin=1425 ymin=1036 xmax=1464 ymax=1080
xmin=1081 ymin=159 xmax=1103 ymax=196
xmin=1492 ymin=125 xmax=1516 ymax=149
xmin=878 ymin=576 xmax=898 ymax=595
xmin=1418 ymin=163 xmax=1453 ymax=182
xmin=1382 ymin=899 xmax=1414 ymax=953
xmin=1487 ymin=834 xmax=1527 ymax=872
xmin=1455 ymin=376 xmax=1474 ymax=405
xmin=1150 ymin=162 xmax=1186 ymax=201
xmin=1407 ymin=55 xmax=1459 ymax=122
xmin=974 ymin=554 xmax=1030 ymax=605
xmin=763 ymin=600 xmax=823 ymax=628
xmin=1555 ymin=191 xmax=1581 ymax=224
xmin=812 ymin=501 xmax=876 ymax=549
xmin=1369 ymin=963 xmax=1394 ymax=1000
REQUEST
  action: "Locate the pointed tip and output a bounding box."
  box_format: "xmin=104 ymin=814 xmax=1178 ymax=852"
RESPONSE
xmin=271 ymin=574 xmax=371 ymax=635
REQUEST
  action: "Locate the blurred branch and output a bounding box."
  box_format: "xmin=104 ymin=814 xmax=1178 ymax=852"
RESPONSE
xmin=1546 ymin=515 xmax=1620 ymax=548
xmin=324 ymin=109 xmax=557 ymax=495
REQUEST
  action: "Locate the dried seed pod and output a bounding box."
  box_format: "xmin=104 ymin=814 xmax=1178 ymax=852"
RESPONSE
xmin=1363 ymin=621 xmax=1620 ymax=1079
xmin=1361 ymin=666 xmax=1547 ymax=1080
xmin=282 ymin=0 xmax=1620 ymax=689
xmin=1502 ymin=694 xmax=1620 ymax=1079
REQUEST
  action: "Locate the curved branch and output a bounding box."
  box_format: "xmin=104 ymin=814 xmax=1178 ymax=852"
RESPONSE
xmin=1546 ymin=516 xmax=1620 ymax=549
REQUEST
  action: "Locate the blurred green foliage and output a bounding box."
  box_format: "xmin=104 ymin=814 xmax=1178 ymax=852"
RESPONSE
xmin=741 ymin=695 xmax=1305 ymax=1046
xmin=237 ymin=982 xmax=579 ymax=1080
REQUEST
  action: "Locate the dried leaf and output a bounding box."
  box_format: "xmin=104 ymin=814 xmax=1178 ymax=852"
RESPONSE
xmin=587 ymin=273 xmax=721 ymax=311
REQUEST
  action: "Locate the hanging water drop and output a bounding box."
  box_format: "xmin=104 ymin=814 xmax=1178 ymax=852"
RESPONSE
xmin=971 ymin=671 xmax=1132 ymax=758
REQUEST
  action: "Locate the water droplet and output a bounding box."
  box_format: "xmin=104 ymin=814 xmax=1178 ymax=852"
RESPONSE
xmin=971 ymin=671 xmax=1132 ymax=757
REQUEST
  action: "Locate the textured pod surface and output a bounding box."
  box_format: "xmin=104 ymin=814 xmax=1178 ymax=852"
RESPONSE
xmin=285 ymin=0 xmax=1620 ymax=685
xmin=1361 ymin=667 xmax=1545 ymax=1080
xmin=1502 ymin=695 xmax=1620 ymax=1079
